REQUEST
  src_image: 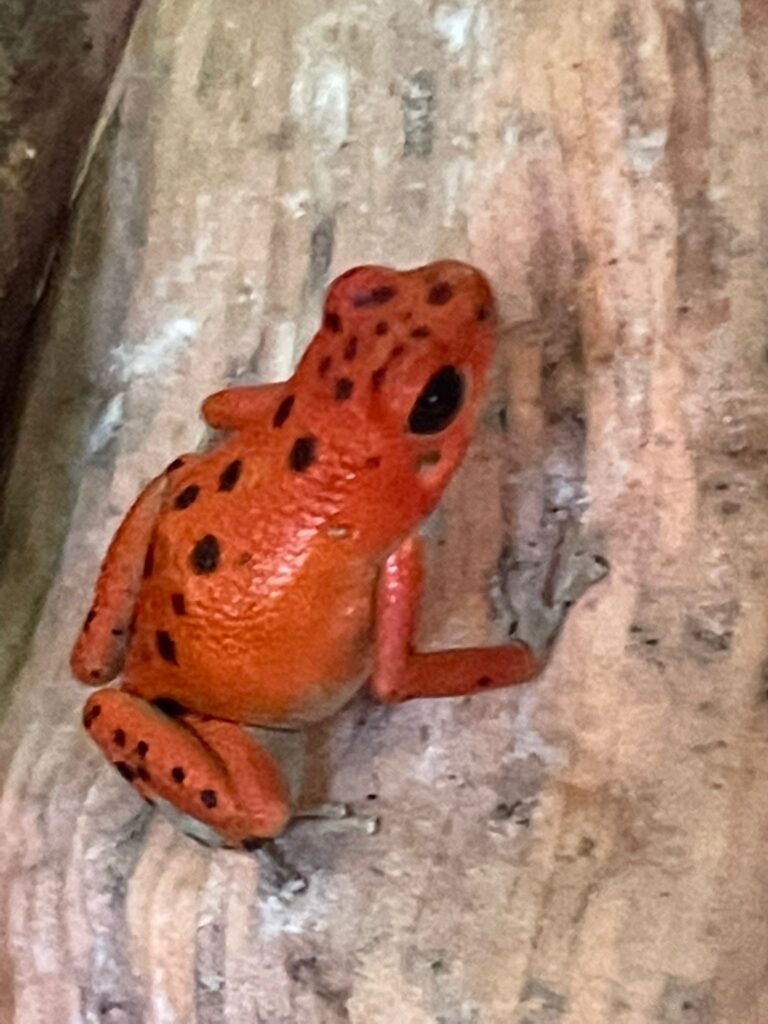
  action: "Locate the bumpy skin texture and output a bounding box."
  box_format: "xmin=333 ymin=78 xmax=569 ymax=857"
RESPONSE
xmin=72 ymin=261 xmax=541 ymax=848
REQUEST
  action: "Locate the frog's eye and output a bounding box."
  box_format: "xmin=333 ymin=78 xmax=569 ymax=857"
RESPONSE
xmin=407 ymin=365 xmax=465 ymax=435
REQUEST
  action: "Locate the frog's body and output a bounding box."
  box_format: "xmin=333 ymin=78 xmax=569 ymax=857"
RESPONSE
xmin=72 ymin=261 xmax=542 ymax=848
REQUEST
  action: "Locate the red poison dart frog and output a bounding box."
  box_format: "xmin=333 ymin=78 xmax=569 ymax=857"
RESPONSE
xmin=71 ymin=261 xmax=587 ymax=851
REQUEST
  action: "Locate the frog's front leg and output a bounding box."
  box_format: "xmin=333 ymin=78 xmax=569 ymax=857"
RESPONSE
xmin=201 ymin=382 xmax=285 ymax=430
xmin=82 ymin=690 xmax=291 ymax=847
xmin=371 ymin=536 xmax=543 ymax=703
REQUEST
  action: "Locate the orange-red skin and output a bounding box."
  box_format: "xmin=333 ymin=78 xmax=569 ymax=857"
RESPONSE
xmin=72 ymin=261 xmax=540 ymax=846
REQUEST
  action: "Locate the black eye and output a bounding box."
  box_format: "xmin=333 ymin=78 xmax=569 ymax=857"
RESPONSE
xmin=407 ymin=365 xmax=465 ymax=435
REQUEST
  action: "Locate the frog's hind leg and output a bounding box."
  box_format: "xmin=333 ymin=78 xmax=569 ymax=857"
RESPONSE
xmin=82 ymin=690 xmax=291 ymax=847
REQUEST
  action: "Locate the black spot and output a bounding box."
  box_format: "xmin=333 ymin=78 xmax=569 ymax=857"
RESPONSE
xmin=111 ymin=628 xmax=124 ymax=636
xmin=427 ymin=281 xmax=453 ymax=305
xmin=114 ymin=761 xmax=135 ymax=782
xmin=152 ymin=697 xmax=187 ymax=718
xmin=343 ymin=336 xmax=358 ymax=360
xmin=390 ymin=345 xmax=405 ymax=359
xmin=418 ymin=450 xmax=441 ymax=468
xmin=171 ymin=766 xmax=186 ymax=783
xmin=166 ymin=457 xmax=184 ymax=472
xmin=156 ymin=630 xmax=178 ymax=664
xmin=137 ymin=740 xmax=149 ymax=757
xmin=143 ymin=543 xmax=154 ymax=578
xmin=83 ymin=703 xmax=101 ymax=729
xmin=318 ymin=355 xmax=332 ymax=376
xmin=375 ymin=321 xmax=389 ymax=335
xmin=171 ymin=593 xmax=186 ymax=615
xmin=273 ymin=394 xmax=295 ymax=427
xmin=190 ymin=534 xmax=220 ymax=574
xmin=371 ymin=366 xmax=387 ymax=391
xmin=289 ymin=435 xmax=317 ymax=472
xmin=85 ymin=609 xmax=96 ymax=628
xmin=200 ymin=789 xmax=218 ymax=809
xmin=218 ymin=459 xmax=242 ymax=492
xmin=334 ymin=377 xmax=354 ymax=400
xmin=89 ymin=670 xmax=101 ymax=681
xmin=477 ymin=305 xmax=490 ymax=321
xmin=113 ymin=728 xmax=126 ymax=747
xmin=136 ymin=765 xmax=151 ymax=783
xmin=477 ymin=676 xmax=493 ymax=687
xmin=325 ymin=311 xmax=343 ymax=332
xmin=174 ymin=484 xmax=200 ymax=510
xmin=242 ymin=836 xmax=263 ymax=851
xmin=352 ymin=285 xmax=396 ymax=307
xmin=366 ymin=455 xmax=382 ymax=468
xmin=411 ymin=325 xmax=430 ymax=338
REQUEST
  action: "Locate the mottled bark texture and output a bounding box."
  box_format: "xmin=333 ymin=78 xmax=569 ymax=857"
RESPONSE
xmin=0 ymin=0 xmax=142 ymax=492
xmin=1 ymin=1 xmax=768 ymax=1022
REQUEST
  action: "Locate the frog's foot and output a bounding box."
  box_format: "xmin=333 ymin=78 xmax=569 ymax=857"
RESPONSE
xmin=83 ymin=689 xmax=291 ymax=849
xmin=506 ymin=522 xmax=609 ymax=661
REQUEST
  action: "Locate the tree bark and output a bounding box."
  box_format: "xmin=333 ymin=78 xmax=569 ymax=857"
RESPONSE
xmin=0 ymin=0 xmax=143 ymax=494
xmin=2 ymin=1 xmax=767 ymax=1022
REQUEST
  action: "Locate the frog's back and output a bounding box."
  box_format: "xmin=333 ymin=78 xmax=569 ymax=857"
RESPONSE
xmin=123 ymin=260 xmax=496 ymax=727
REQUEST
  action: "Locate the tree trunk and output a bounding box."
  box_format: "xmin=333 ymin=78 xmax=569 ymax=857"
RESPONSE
xmin=0 ymin=0 xmax=143 ymax=493
xmin=2 ymin=1 xmax=767 ymax=1022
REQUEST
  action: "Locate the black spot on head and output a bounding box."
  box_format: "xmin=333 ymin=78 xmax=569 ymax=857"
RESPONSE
xmin=418 ymin=450 xmax=441 ymax=469
xmin=190 ymin=534 xmax=220 ymax=574
xmin=352 ymin=285 xmax=396 ymax=307
xmin=476 ymin=305 xmax=489 ymax=321
xmin=273 ymin=394 xmax=295 ymax=427
xmin=171 ymin=593 xmax=186 ymax=615
xmin=411 ymin=325 xmax=430 ymax=338
xmin=85 ymin=609 xmax=96 ymax=628
xmin=83 ymin=703 xmax=101 ymax=729
xmin=135 ymin=765 xmax=151 ymax=783
xmin=334 ymin=377 xmax=354 ymax=400
xmin=171 ymin=766 xmax=186 ymax=783
xmin=174 ymin=484 xmax=200 ymax=510
xmin=242 ymin=836 xmax=263 ymax=851
xmin=366 ymin=455 xmax=382 ymax=468
xmin=143 ymin=543 xmax=154 ymax=578
xmin=371 ymin=366 xmax=387 ymax=391
xmin=324 ymin=311 xmax=342 ymax=332
xmin=111 ymin=628 xmax=124 ymax=636
xmin=137 ymin=740 xmax=149 ymax=757
xmin=289 ymin=435 xmax=317 ymax=472
xmin=166 ymin=457 xmax=184 ymax=472
xmin=476 ymin=676 xmax=493 ymax=687
xmin=318 ymin=355 xmax=332 ymax=376
xmin=152 ymin=697 xmax=187 ymax=718
xmin=113 ymin=728 xmax=126 ymax=747
xmin=114 ymin=761 xmax=135 ymax=782
xmin=89 ymin=670 xmax=101 ymax=681
xmin=427 ymin=281 xmax=453 ymax=305
xmin=218 ymin=459 xmax=242 ymax=492
xmin=375 ymin=321 xmax=389 ymax=335
xmin=156 ymin=630 xmax=178 ymax=664
xmin=200 ymin=789 xmax=218 ymax=809
xmin=343 ymin=336 xmax=358 ymax=360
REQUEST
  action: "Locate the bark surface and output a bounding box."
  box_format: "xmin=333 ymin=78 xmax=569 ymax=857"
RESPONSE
xmin=1 ymin=2 xmax=767 ymax=1022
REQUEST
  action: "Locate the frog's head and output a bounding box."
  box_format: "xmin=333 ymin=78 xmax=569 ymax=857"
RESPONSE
xmin=293 ymin=260 xmax=497 ymax=539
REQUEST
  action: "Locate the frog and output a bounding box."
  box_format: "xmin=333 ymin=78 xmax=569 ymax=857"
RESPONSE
xmin=71 ymin=259 xmax=598 ymax=852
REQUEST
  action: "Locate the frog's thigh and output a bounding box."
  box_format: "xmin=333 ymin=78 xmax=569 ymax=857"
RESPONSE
xmin=83 ymin=690 xmax=291 ymax=845
xmin=372 ymin=536 xmax=542 ymax=703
